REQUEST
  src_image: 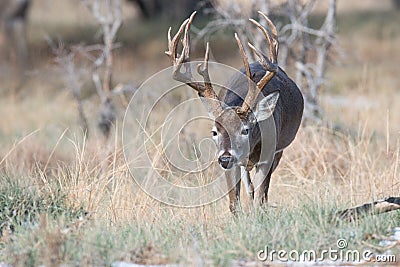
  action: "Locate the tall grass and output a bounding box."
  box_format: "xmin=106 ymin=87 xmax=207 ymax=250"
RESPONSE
xmin=0 ymin=119 xmax=398 ymax=266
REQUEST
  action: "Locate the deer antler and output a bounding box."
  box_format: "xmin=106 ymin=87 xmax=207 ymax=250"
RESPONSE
xmin=165 ymin=12 xmax=222 ymax=117
xmin=237 ymin=11 xmax=279 ymax=116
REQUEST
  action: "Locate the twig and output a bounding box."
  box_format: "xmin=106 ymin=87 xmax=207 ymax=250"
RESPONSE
xmin=333 ymin=197 xmax=400 ymax=221
xmin=49 ymin=39 xmax=90 ymax=136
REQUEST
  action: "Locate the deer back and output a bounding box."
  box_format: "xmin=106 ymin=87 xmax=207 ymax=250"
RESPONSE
xmin=222 ymin=62 xmax=304 ymax=152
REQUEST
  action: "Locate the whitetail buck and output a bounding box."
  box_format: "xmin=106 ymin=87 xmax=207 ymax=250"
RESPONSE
xmin=166 ymin=12 xmax=303 ymax=213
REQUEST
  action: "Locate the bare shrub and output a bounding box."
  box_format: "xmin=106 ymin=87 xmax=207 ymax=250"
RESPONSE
xmin=50 ymin=41 xmax=90 ymax=136
xmin=200 ymin=0 xmax=339 ymax=124
xmin=50 ymin=0 xmax=126 ymax=140
xmin=81 ymin=0 xmax=123 ymax=139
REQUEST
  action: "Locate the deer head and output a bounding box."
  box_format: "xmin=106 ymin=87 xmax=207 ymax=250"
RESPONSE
xmin=165 ymin=11 xmax=279 ymax=170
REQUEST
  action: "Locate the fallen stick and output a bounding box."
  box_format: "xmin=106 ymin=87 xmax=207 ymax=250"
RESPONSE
xmin=333 ymin=197 xmax=400 ymax=221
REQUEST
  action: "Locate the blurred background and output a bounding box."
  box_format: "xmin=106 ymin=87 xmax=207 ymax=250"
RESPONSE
xmin=1 ymin=0 xmax=399 ymax=138
xmin=0 ymin=1 xmax=399 ymax=264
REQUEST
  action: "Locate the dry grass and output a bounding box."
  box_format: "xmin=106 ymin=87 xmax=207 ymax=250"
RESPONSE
xmin=1 ymin=125 xmax=398 ymax=266
xmin=0 ymin=1 xmax=399 ymax=266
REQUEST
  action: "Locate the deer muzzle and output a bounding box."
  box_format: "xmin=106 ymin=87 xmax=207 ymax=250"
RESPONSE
xmin=218 ymin=152 xmax=236 ymax=169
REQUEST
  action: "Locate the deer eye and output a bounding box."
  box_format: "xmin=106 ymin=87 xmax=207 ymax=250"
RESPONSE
xmin=211 ymin=130 xmax=218 ymax=137
xmin=241 ymin=128 xmax=249 ymax=135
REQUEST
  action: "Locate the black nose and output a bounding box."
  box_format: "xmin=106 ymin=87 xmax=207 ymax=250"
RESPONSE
xmin=218 ymin=153 xmax=235 ymax=169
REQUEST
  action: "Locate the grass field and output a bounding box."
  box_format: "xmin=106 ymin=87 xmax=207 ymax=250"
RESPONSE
xmin=0 ymin=0 xmax=399 ymax=266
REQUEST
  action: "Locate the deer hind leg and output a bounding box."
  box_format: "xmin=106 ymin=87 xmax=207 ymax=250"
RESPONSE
xmin=253 ymin=163 xmax=271 ymax=207
xmin=254 ymin=151 xmax=283 ymax=208
xmin=225 ymin=166 xmax=241 ymax=214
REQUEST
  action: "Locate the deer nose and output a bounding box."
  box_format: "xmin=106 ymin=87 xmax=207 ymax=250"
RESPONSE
xmin=218 ymin=152 xmax=235 ymax=169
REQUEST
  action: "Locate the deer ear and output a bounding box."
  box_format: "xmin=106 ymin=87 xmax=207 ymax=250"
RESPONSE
xmin=254 ymin=91 xmax=279 ymax=122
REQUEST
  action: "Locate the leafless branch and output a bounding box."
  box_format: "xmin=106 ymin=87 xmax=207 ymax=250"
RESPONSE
xmin=203 ymin=0 xmax=338 ymax=124
xmin=333 ymin=197 xmax=400 ymax=222
xmin=48 ymin=37 xmax=90 ymax=136
xmin=81 ymin=0 xmax=123 ymax=139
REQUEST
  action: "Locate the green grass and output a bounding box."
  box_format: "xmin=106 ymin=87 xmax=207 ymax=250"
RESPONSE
xmin=0 ymin=173 xmax=86 ymax=236
xmin=1 ymin=191 xmax=398 ymax=266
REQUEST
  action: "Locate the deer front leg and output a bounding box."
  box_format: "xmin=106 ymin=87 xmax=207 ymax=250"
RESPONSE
xmin=241 ymin=166 xmax=254 ymax=200
xmin=225 ymin=166 xmax=241 ymax=213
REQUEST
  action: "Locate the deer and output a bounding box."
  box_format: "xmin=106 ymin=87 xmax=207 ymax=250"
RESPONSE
xmin=165 ymin=11 xmax=304 ymax=213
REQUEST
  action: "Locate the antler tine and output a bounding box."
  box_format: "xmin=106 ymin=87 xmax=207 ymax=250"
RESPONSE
xmin=247 ymin=42 xmax=277 ymax=90
xmin=165 ymin=12 xmax=222 ymax=116
xmin=234 ymin=33 xmax=256 ymax=114
xmin=249 ymin=18 xmax=277 ymax=64
xmin=165 ymin=12 xmax=197 ymax=84
xmin=234 ymin=33 xmax=251 ymax=81
xmin=165 ymin=18 xmax=189 ymax=62
xmin=257 ymin=11 xmax=278 ymax=60
xmin=182 ymin=11 xmax=196 ymax=64
xmin=197 ymin=42 xmax=222 ymax=114
xmin=197 ymin=43 xmax=211 ymax=85
xmin=239 ymin=12 xmax=279 ymax=115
